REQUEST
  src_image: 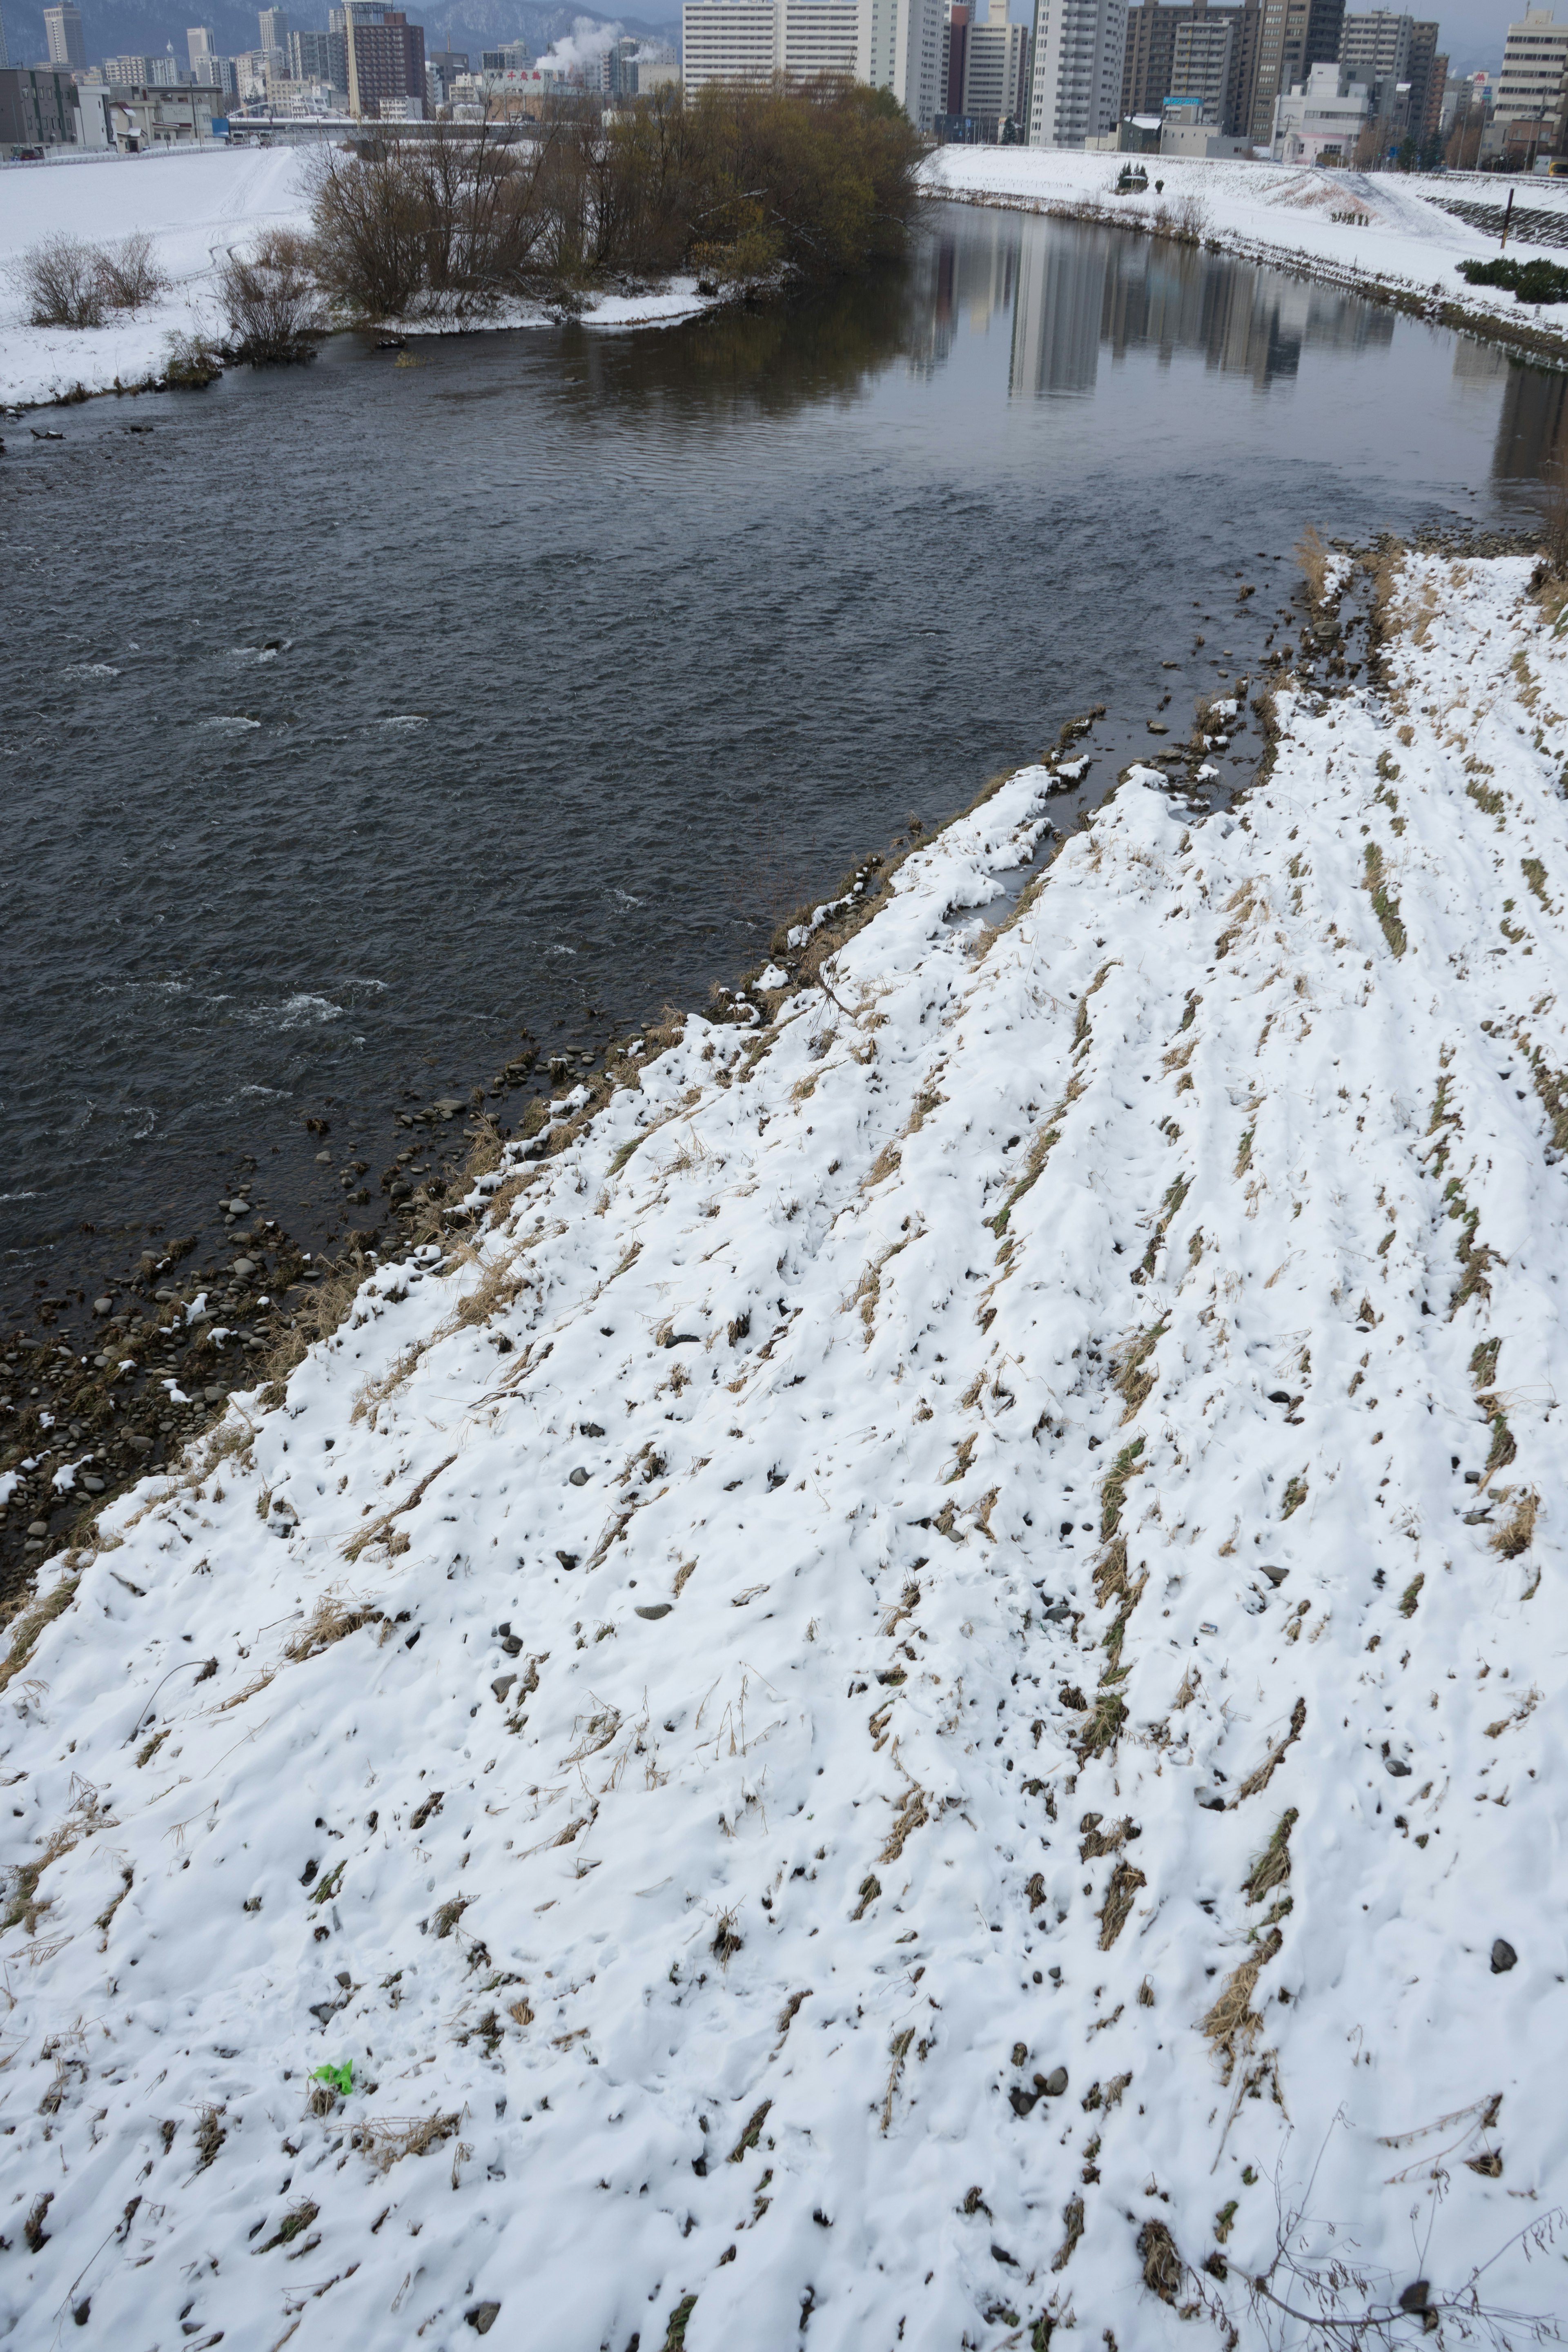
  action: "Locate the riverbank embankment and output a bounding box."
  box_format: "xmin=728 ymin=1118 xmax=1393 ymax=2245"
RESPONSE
xmin=0 ymin=542 xmax=1564 ymax=2347
xmin=0 ymin=145 xmax=715 ymax=409
xmin=924 ymin=145 xmax=1568 ymax=362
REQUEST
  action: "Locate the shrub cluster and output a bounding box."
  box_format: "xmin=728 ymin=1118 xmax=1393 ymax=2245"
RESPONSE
xmin=217 ymin=229 xmax=323 ymax=361
xmin=1457 ymin=254 xmax=1568 ymax=307
xmin=307 ymin=80 xmax=922 ymax=317
xmin=12 ymin=231 xmax=166 ymax=327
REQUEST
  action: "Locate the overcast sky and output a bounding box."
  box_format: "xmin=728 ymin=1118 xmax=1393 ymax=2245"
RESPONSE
xmin=1440 ymin=0 xmax=1533 ymax=71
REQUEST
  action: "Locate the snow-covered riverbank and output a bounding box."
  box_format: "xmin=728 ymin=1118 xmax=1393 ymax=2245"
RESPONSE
xmin=924 ymin=146 xmax=1568 ymax=358
xmin=4 ymin=549 xmax=1568 ymax=2349
xmin=0 ymin=147 xmax=712 ymax=408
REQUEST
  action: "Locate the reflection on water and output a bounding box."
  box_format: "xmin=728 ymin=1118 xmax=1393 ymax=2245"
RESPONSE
xmin=917 ymin=211 xmax=1395 ymax=396
xmin=1492 ymin=358 xmax=1568 ymax=482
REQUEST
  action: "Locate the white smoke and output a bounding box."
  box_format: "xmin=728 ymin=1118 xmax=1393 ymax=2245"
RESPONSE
xmin=535 ymin=14 xmax=621 ymax=75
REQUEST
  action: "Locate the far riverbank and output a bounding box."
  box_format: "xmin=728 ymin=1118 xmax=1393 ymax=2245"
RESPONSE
xmin=922 ymin=146 xmax=1568 ymax=365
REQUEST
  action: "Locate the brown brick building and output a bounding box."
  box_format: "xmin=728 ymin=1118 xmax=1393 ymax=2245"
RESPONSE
xmin=347 ymin=9 xmax=427 ymax=118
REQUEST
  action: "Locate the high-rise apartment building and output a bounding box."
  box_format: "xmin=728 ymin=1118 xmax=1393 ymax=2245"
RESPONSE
xmin=187 ymin=24 xmax=216 ymax=67
xmin=1027 ymin=0 xmax=1127 ymax=145
xmin=962 ymin=0 xmax=1030 ymax=119
xmin=1120 ymin=0 xmax=1179 ymax=112
xmin=1247 ymin=0 xmax=1342 ymax=147
xmin=1408 ymin=21 xmax=1443 ymax=136
xmin=258 ymin=7 xmax=290 ymax=51
xmin=1338 ymin=8 xmax=1410 ymax=80
xmin=290 ymin=27 xmax=347 ymax=85
xmin=1172 ymin=8 xmax=1233 ymax=117
xmin=0 ymin=7 xmax=10 ymax=70
xmin=1120 ymin=0 xmax=1258 ymax=133
xmin=1494 ymin=8 xmax=1568 ymax=134
xmin=680 ymin=0 xmax=941 ymax=124
xmin=345 ymin=6 xmax=425 ymax=116
xmin=43 ymin=1 xmax=85 ymax=70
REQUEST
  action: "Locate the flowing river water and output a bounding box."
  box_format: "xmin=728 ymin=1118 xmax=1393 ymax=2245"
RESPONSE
xmin=3 ymin=196 xmax=1566 ymax=1454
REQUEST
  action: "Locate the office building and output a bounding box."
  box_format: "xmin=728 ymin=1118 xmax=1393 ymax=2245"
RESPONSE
xmin=0 ymin=8 xmax=9 ymax=69
xmin=188 ymin=24 xmax=216 ymax=66
xmin=0 ymin=60 xmax=78 ymax=140
xmin=346 ymin=7 xmax=426 ymax=116
xmin=1027 ymin=0 xmax=1127 ymax=145
xmin=78 ymin=78 xmax=216 ymax=142
xmin=1270 ymin=50 xmax=1368 ymax=153
xmin=258 ymin=7 xmax=290 ymax=50
xmin=43 ymin=2 xmax=86 ymax=71
xmin=1247 ymin=0 xmax=1343 ymax=146
xmin=1494 ymin=8 xmax=1568 ymax=140
xmin=681 ymin=0 xmax=941 ymax=122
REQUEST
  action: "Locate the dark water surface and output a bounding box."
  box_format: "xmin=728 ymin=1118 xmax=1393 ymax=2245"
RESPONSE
xmin=4 ymin=199 xmax=1566 ymax=1329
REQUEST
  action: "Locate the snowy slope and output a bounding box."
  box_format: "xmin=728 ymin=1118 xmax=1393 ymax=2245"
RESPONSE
xmin=2 ymin=554 xmax=1568 ymax=2350
xmin=924 ymin=147 xmax=1568 ymax=356
xmin=0 ymin=147 xmax=312 ymax=405
xmin=0 ymin=147 xmax=710 ymax=407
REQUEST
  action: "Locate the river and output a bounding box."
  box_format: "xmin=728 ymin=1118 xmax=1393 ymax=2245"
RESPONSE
xmin=3 ymin=196 xmax=1564 ymax=1341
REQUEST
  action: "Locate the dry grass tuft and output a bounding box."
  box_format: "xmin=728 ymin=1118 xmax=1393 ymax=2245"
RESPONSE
xmin=1242 ymin=1807 xmax=1297 ymax=1904
xmin=342 ymin=1453 xmax=457 ymax=1561
xmin=1052 ymin=2194 xmax=1085 ymax=2272
xmin=712 ymin=1906 xmax=744 ymax=1964
xmin=1491 ymin=1489 xmax=1538 ymax=1558
xmin=1096 ymin=1858 xmax=1147 ymax=1949
xmin=1113 ymin=1321 xmax=1167 ymax=1420
xmin=1092 ymin=1535 xmax=1147 ymax=1618
xmin=1235 ymin=1697 xmax=1306 ymax=1803
xmin=0 ymin=1576 xmax=80 ymax=1695
xmin=726 ymin=2099 xmax=771 ymax=2163
xmin=1099 ymin=1438 xmax=1145 ymax=1539
xmin=352 ymin=2110 xmax=462 ymax=2171
xmin=880 ymin=1783 xmax=929 ymax=1864
xmin=1138 ymin=2217 xmax=1184 ymax=2303
xmin=284 ymin=1592 xmax=383 ymax=1662
xmin=880 ymin=2026 xmax=916 ymax=2133
xmin=1295 ymin=525 xmax=1332 ymax=610
xmin=1201 ymin=1927 xmax=1283 ymax=2078
xmin=263 ymin=1252 xmax=372 ymax=1389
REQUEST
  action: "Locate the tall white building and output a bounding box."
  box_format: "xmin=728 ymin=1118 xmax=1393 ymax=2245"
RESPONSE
xmin=681 ymin=0 xmax=941 ymax=125
xmin=1494 ymin=7 xmax=1568 ymax=128
xmin=1026 ymin=0 xmax=1126 ymax=145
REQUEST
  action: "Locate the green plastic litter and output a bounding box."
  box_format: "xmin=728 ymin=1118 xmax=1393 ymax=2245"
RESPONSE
xmin=310 ymin=2060 xmax=353 ymax=2096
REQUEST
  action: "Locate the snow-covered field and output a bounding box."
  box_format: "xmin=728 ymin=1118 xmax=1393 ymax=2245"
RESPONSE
xmin=925 ymin=146 xmax=1568 ymax=355
xmin=3 ymin=550 xmax=1566 ymax=2348
xmin=0 ymin=147 xmax=711 ymax=407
